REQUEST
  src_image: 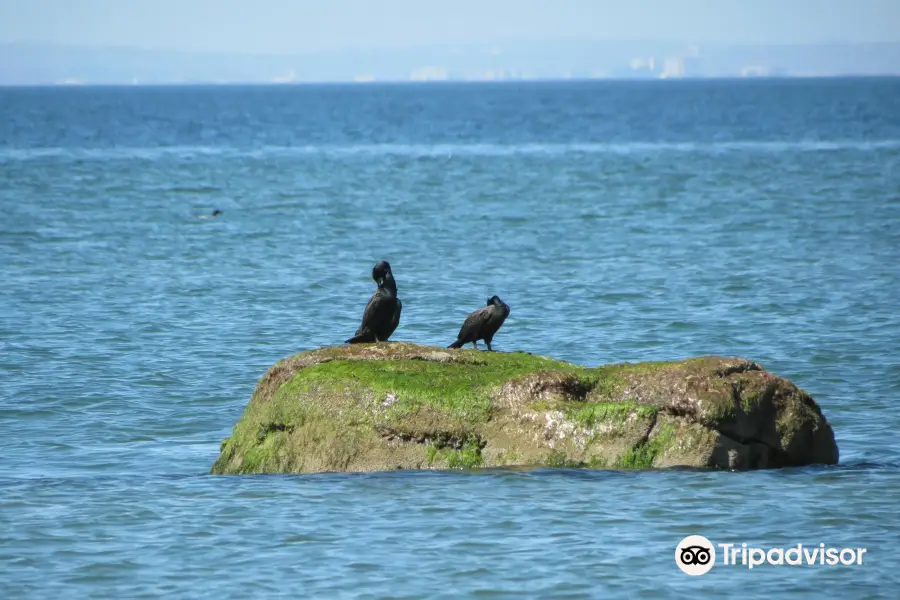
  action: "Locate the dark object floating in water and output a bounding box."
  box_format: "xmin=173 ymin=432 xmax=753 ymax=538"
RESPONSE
xmin=448 ymin=295 xmax=510 ymax=351
xmin=212 ymin=209 xmax=222 ymax=217
xmin=346 ymin=261 xmax=402 ymax=344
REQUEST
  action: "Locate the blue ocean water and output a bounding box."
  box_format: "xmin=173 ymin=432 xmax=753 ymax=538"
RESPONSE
xmin=1 ymin=79 xmax=899 ymax=598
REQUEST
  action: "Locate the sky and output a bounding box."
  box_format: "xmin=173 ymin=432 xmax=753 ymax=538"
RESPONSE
xmin=2 ymin=0 xmax=899 ymax=55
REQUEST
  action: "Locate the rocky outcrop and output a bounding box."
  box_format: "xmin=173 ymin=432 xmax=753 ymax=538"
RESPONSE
xmin=210 ymin=343 xmax=838 ymax=474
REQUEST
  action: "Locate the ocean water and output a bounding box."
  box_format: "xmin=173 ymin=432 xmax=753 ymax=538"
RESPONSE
xmin=1 ymin=79 xmax=899 ymax=598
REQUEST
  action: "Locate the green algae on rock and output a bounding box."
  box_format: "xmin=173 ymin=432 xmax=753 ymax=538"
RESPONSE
xmin=210 ymin=343 xmax=839 ymax=474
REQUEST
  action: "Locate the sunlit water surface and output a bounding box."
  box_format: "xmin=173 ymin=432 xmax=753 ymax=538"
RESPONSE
xmin=1 ymin=80 xmax=899 ymax=598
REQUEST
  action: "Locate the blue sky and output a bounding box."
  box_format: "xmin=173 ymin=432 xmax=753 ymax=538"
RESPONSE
xmin=2 ymin=0 xmax=899 ymax=54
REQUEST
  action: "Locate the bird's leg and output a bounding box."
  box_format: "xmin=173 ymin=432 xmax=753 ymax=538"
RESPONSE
xmin=486 ymin=341 xmax=493 ymax=351
xmin=472 ymin=341 xmax=479 ymax=350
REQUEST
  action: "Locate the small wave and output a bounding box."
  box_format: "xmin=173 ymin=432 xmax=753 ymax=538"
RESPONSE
xmin=2 ymin=140 xmax=899 ymax=161
xmin=828 ymin=459 xmax=900 ymax=472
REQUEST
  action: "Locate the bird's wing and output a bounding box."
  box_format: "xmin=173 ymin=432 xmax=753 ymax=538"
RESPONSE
xmin=354 ymin=292 xmax=379 ymax=335
xmin=456 ymin=306 xmax=491 ymax=341
xmin=359 ymin=290 xmax=394 ymax=332
xmin=389 ymin=298 xmax=402 ymax=335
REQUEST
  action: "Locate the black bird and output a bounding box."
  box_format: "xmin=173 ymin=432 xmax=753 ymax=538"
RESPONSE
xmin=448 ymin=295 xmax=510 ymax=351
xmin=211 ymin=209 xmax=222 ymax=217
xmin=346 ymin=261 xmax=402 ymax=344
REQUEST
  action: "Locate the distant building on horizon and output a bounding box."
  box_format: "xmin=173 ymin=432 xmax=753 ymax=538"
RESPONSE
xmin=271 ymin=69 xmax=298 ymax=83
xmin=409 ymin=66 xmax=449 ymax=81
xmin=741 ymin=65 xmax=770 ymax=77
xmin=660 ymin=56 xmax=685 ymax=78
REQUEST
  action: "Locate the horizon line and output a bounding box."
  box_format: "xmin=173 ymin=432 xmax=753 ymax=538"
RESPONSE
xmin=3 ymin=74 xmax=900 ymax=88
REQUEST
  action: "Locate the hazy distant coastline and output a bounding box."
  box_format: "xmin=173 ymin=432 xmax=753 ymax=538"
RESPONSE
xmin=2 ymin=40 xmax=899 ymax=85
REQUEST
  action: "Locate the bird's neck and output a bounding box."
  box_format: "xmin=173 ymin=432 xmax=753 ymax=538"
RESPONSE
xmin=382 ymin=273 xmax=398 ymax=296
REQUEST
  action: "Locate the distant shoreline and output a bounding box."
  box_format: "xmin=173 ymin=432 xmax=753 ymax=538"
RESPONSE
xmin=5 ymin=40 xmax=900 ymax=86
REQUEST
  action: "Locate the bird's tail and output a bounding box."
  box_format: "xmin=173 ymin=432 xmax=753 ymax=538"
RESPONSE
xmin=447 ymin=340 xmax=463 ymax=349
xmin=346 ymin=330 xmax=376 ymax=344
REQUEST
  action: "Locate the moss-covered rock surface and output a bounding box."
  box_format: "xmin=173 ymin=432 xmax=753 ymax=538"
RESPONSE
xmin=210 ymin=343 xmax=839 ymax=474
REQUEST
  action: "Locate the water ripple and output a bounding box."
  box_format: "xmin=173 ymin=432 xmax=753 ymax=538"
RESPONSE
xmin=2 ymin=139 xmax=900 ymax=161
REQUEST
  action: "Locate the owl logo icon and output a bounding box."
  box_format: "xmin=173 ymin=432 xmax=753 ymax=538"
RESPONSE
xmin=675 ymin=535 xmax=716 ymax=575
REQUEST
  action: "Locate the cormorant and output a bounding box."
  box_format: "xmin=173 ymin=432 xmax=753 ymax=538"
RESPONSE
xmin=448 ymin=295 xmax=510 ymax=351
xmin=346 ymin=261 xmax=402 ymax=344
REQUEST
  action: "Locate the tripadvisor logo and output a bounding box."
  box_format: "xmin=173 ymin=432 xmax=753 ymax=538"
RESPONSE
xmin=675 ymin=535 xmax=716 ymax=576
xmin=675 ymin=535 xmax=868 ymax=575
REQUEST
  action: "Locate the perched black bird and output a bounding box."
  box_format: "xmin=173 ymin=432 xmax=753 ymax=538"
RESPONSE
xmin=448 ymin=295 xmax=510 ymax=351
xmin=346 ymin=261 xmax=402 ymax=344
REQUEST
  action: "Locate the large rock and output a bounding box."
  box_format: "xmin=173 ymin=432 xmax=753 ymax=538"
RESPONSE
xmin=210 ymin=343 xmax=838 ymax=474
